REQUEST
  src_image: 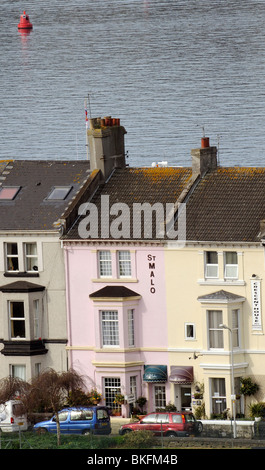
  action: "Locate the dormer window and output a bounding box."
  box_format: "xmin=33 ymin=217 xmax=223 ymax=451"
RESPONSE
xmin=0 ymin=186 xmax=20 ymax=200
xmin=47 ymin=186 xmax=72 ymax=200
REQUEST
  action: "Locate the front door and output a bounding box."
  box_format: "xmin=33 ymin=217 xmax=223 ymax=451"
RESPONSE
xmin=181 ymin=386 xmax=191 ymax=411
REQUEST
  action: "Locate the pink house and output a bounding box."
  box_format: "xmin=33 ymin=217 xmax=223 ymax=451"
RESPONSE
xmin=62 ymin=116 xmax=192 ymax=416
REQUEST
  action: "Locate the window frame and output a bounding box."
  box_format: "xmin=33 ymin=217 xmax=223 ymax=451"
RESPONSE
xmin=98 ymin=250 xmax=112 ymax=278
xmin=185 ymin=322 xmax=196 ymax=340
xmin=5 ymin=242 xmax=19 ymax=272
xmin=210 ymin=378 xmax=227 ymax=415
xmin=224 ymin=251 xmax=238 ymax=279
xmin=24 ymin=242 xmax=38 ymax=272
xmin=207 ymin=310 xmax=224 ymax=350
xmin=118 ymin=250 xmax=132 ymax=278
xmin=205 ymin=251 xmax=219 ymax=279
xmin=47 ymin=186 xmax=72 ymax=201
xmin=232 ymin=308 xmax=240 ymax=348
xmin=8 ymin=301 xmax=26 ymax=340
xmin=0 ymin=186 xmax=21 ymax=200
xmin=10 ymin=364 xmax=26 ymax=381
xmin=100 ymin=310 xmax=119 ymax=347
xmin=128 ymin=309 xmax=135 ymax=347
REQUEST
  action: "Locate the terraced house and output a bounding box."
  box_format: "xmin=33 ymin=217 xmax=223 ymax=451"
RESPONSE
xmin=166 ymin=156 xmax=265 ymax=418
xmin=62 ymin=117 xmax=265 ymax=419
xmin=0 ymin=159 xmax=93 ymax=382
xmin=2 ymin=115 xmax=265 ymax=422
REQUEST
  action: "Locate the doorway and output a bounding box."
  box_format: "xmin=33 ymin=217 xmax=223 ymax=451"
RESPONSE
xmin=181 ymin=386 xmax=192 ymax=411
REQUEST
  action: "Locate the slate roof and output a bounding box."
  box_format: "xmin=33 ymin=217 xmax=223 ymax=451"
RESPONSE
xmin=0 ymin=281 xmax=45 ymax=292
xmin=65 ymin=166 xmax=192 ymax=240
xmin=89 ymin=286 xmax=141 ymax=298
xmin=185 ymin=167 xmax=265 ymax=243
xmin=0 ymin=160 xmax=91 ymax=231
xmin=197 ymin=290 xmax=246 ymax=302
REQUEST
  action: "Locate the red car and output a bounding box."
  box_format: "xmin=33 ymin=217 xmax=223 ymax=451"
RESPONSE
xmin=119 ymin=411 xmax=203 ymax=437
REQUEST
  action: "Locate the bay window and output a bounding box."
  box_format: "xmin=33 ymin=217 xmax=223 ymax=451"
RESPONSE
xmin=9 ymin=301 xmax=25 ymax=339
xmin=101 ymin=310 xmax=119 ymax=347
xmin=128 ymin=309 xmax=135 ymax=347
xmin=208 ymin=310 xmax=223 ymax=349
xmin=211 ymin=378 xmax=226 ymax=414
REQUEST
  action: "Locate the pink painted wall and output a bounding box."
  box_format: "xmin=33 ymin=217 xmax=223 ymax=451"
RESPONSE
xmin=64 ymin=244 xmax=169 ymax=410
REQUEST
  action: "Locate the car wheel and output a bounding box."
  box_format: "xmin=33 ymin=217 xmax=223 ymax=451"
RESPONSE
xmin=121 ymin=429 xmax=132 ymax=435
xmin=36 ymin=427 xmax=48 ymax=434
xmin=166 ymin=431 xmax=177 ymax=438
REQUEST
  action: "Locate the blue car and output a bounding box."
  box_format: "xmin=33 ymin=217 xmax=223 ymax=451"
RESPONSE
xmin=34 ymin=406 xmax=111 ymax=435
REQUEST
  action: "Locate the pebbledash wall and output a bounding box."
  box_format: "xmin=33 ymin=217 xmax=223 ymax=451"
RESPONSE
xmin=64 ymin=242 xmax=171 ymax=416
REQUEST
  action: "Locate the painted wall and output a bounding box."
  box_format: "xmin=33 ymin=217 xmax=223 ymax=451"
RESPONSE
xmin=165 ymin=242 xmax=265 ymax=417
xmin=0 ymin=235 xmax=68 ymax=381
xmin=64 ymin=243 xmax=169 ymax=413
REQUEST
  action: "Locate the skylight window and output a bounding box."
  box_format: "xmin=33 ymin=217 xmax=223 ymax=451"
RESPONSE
xmin=0 ymin=186 xmax=20 ymax=200
xmin=47 ymin=186 xmax=72 ymax=200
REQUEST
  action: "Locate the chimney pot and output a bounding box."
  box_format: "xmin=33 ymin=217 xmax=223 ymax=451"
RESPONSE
xmin=191 ymin=138 xmax=217 ymax=177
xmin=201 ymin=137 xmax=210 ymax=148
xmin=88 ymin=115 xmax=126 ymax=180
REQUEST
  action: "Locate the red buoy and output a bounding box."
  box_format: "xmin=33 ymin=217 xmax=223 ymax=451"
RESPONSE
xmin=18 ymin=11 xmax=33 ymax=30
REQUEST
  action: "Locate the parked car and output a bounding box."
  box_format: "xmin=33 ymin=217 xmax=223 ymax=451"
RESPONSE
xmin=119 ymin=411 xmax=203 ymax=437
xmin=34 ymin=406 xmax=111 ymax=435
xmin=0 ymin=400 xmax=29 ymax=432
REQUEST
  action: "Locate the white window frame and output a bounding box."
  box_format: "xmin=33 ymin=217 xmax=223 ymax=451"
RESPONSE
xmin=104 ymin=378 xmax=121 ymax=410
xmin=232 ymin=309 xmax=240 ymax=348
xmin=154 ymin=385 xmax=166 ymax=410
xmin=9 ymin=301 xmax=26 ymax=340
xmin=5 ymin=243 xmax=19 ymax=272
xmin=98 ymin=251 xmax=112 ymax=278
xmin=10 ymin=364 xmax=26 ymax=381
xmin=128 ymin=309 xmax=135 ymax=347
xmin=118 ymin=251 xmax=132 ymax=278
xmin=101 ymin=310 xmax=119 ymax=347
xmin=224 ymin=252 xmax=238 ymax=279
xmin=210 ymin=378 xmax=227 ymax=415
xmin=33 ymin=299 xmax=40 ymax=339
xmin=185 ymin=323 xmax=196 ymax=340
xmin=24 ymin=242 xmax=39 ymax=272
xmin=205 ymin=251 xmax=218 ymax=278
xmin=207 ymin=310 xmax=224 ymax=350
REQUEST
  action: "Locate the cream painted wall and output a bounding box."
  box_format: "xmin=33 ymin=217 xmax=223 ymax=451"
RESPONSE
xmin=165 ymin=243 xmax=265 ymax=417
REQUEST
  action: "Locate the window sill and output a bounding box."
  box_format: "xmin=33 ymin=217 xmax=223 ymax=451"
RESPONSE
xmin=198 ymin=279 xmax=245 ymax=286
xmin=92 ymin=278 xmax=138 ymax=283
xmin=4 ymin=272 xmax=39 ymax=278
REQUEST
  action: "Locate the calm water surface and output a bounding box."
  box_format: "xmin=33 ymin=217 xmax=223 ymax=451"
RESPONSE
xmin=1 ymin=0 xmax=265 ymax=167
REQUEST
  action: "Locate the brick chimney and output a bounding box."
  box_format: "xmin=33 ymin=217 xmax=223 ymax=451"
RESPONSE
xmin=191 ymin=137 xmax=217 ymax=177
xmin=88 ymin=116 xmax=127 ymax=180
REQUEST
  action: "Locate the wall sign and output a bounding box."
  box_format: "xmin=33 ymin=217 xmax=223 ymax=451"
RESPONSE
xmin=147 ymin=254 xmax=156 ymax=294
xmin=251 ymin=279 xmax=262 ymax=330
